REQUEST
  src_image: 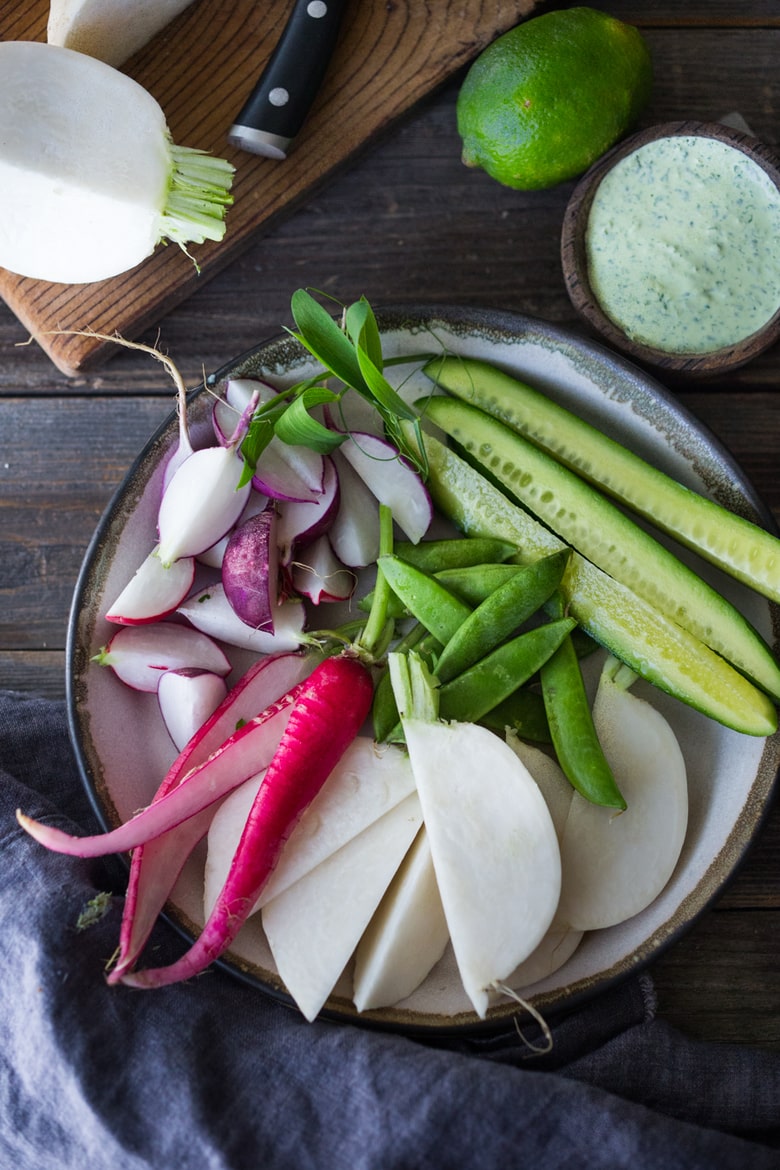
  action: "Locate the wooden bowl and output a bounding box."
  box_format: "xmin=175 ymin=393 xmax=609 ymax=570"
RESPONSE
xmin=561 ymin=120 xmax=780 ymax=378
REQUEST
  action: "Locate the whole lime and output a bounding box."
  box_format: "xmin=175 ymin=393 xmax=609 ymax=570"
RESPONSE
xmin=457 ymin=7 xmax=652 ymax=190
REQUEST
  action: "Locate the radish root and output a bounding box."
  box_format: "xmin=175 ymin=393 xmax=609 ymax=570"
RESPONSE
xmin=491 ymin=982 xmax=554 ymax=1055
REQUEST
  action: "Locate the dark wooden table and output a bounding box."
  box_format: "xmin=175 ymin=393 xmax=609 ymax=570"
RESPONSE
xmin=1 ymin=0 xmax=778 ymax=1049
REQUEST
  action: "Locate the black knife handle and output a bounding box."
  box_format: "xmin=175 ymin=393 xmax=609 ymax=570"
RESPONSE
xmin=228 ymin=0 xmax=349 ymax=159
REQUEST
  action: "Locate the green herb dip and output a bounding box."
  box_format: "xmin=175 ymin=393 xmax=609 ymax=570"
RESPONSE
xmin=585 ymin=135 xmax=780 ymax=353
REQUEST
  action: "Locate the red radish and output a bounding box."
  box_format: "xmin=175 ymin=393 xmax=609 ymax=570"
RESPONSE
xmin=120 ymin=654 xmax=375 ymax=988
xmin=105 ymin=547 xmax=195 ymax=625
xmin=328 ymin=449 xmax=381 ymax=567
xmin=276 ymin=456 xmax=340 ymax=566
xmin=222 ymin=507 xmax=279 ymax=629
xmin=197 ymin=488 xmax=269 ymax=570
xmin=292 ymin=535 xmax=354 ymax=604
xmin=157 ymin=668 xmax=229 ymax=751
xmin=93 ymin=623 xmax=230 ymax=692
xmin=16 ymin=686 xmax=305 ymax=858
xmin=111 ymin=650 xmax=319 ymax=981
xmin=339 ymin=432 xmax=432 ymax=545
xmin=177 ymin=585 xmax=306 ymax=652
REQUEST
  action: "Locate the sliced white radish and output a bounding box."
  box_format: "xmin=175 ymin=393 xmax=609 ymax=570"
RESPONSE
xmin=47 ymin=0 xmax=199 ymax=68
xmin=557 ymin=658 xmax=689 ymax=933
xmin=262 ymin=792 xmax=424 ymax=1022
xmin=222 ymin=508 xmax=279 ymax=629
xmin=403 ymin=717 xmax=561 ymax=1019
xmin=339 ymin=431 xmax=432 ymax=544
xmin=157 ymin=445 xmax=251 ymax=566
xmin=105 ymin=546 xmax=195 ymax=625
xmin=291 ymin=535 xmax=355 ymax=604
xmin=328 ymin=449 xmax=381 ymax=567
xmin=276 ymin=457 xmax=340 ymax=566
xmin=505 ymin=924 xmax=584 ymax=992
xmin=197 ymin=489 xmax=269 ymax=570
xmin=204 ymin=736 xmax=417 ymax=919
xmin=177 ymin=584 xmax=306 ymax=653
xmin=94 ymin=623 xmax=230 ymax=692
xmin=505 ymin=733 xmax=574 ymax=840
xmin=157 ymin=668 xmax=229 ymax=752
xmin=352 ymin=826 xmax=449 ymax=1012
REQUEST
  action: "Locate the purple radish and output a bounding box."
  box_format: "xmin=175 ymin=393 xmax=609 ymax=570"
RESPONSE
xmin=197 ymin=488 xmax=269 ymax=570
xmin=93 ymin=623 xmax=230 ymax=692
xmin=157 ymin=668 xmax=229 ymax=751
xmin=276 ymin=456 xmax=339 ymax=566
xmin=292 ymin=535 xmax=354 ymax=604
xmin=328 ymin=449 xmax=381 ymax=567
xmin=119 ymin=654 xmax=375 ymax=989
xmin=178 ymin=584 xmax=306 ymax=652
xmin=339 ymin=431 xmax=433 ymax=544
xmin=111 ymin=650 xmax=319 ymax=980
xmin=212 ymin=377 xmax=279 ymax=445
xmin=222 ymin=507 xmax=279 ymax=630
xmin=105 ymin=548 xmax=195 ymax=625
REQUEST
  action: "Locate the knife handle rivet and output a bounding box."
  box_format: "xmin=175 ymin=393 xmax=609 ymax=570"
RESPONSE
xmin=307 ymin=1 xmax=328 ymax=16
xmin=269 ymin=87 xmax=290 ymax=107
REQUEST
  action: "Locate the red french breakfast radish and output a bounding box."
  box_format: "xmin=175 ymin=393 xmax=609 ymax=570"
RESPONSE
xmin=339 ymin=432 xmax=432 ymax=545
xmin=222 ymin=507 xmax=280 ymax=629
xmin=93 ymin=623 xmax=230 ymax=692
xmin=157 ymin=668 xmax=229 ymax=751
xmin=105 ymin=547 xmax=195 ymax=625
xmin=120 ymin=653 xmax=375 ymax=988
xmin=177 ymin=585 xmax=306 ymax=652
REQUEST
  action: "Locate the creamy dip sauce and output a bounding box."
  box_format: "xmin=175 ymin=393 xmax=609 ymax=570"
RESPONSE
xmin=585 ymin=135 xmax=780 ymax=353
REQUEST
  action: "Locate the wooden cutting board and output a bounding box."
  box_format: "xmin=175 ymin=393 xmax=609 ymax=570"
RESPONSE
xmin=0 ymin=0 xmax=537 ymax=375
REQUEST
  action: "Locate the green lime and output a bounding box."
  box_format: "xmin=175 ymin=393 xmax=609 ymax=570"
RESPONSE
xmin=457 ymin=7 xmax=652 ymax=190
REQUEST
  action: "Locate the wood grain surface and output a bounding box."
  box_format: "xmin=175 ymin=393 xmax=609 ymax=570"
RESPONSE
xmin=0 ymin=0 xmax=778 ymax=1052
xmin=0 ymin=0 xmax=536 ymax=375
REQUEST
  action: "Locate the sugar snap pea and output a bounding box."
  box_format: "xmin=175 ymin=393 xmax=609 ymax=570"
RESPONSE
xmin=434 ymin=551 xmax=569 ymax=682
xmin=393 ymin=536 xmax=518 ymax=571
xmin=377 ymin=555 xmax=472 ymax=646
xmin=540 ymin=593 xmax=626 ymax=810
xmin=438 ymin=618 xmax=575 ymax=723
xmin=479 ymin=688 xmax=551 ymax=742
xmin=359 ymin=562 xmax=522 ymax=616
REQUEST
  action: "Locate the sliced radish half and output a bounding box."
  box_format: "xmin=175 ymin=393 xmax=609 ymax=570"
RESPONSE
xmin=105 ymin=547 xmax=195 ymax=625
xmin=178 ymin=584 xmax=306 ymax=653
xmin=157 ymin=668 xmax=229 ymax=752
xmin=222 ymin=507 xmax=280 ymax=629
xmin=339 ymin=431 xmax=432 ymax=544
xmin=292 ymin=535 xmax=354 ymax=604
xmin=94 ymin=623 xmax=231 ymax=692
xmin=276 ymin=456 xmax=340 ymax=566
xmin=328 ymin=449 xmax=381 ymax=567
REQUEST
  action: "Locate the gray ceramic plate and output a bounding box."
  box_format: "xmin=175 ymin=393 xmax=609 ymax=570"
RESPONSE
xmin=67 ymin=306 xmax=780 ymax=1032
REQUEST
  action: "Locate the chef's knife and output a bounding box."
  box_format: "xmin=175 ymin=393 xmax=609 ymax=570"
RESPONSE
xmin=228 ymin=0 xmax=349 ymax=159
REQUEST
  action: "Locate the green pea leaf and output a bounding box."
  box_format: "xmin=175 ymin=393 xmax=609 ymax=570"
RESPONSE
xmin=289 ymin=289 xmax=367 ymax=392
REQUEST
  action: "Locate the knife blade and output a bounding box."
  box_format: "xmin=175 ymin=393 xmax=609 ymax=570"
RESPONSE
xmin=228 ymin=0 xmax=349 ymax=159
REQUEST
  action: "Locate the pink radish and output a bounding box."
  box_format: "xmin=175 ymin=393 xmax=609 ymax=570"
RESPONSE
xmin=276 ymin=456 xmax=340 ymax=566
xmin=120 ymin=654 xmax=375 ymax=988
xmin=292 ymin=535 xmax=354 ymax=604
xmin=339 ymin=432 xmax=433 ymax=545
xmin=222 ymin=507 xmax=280 ymax=629
xmin=328 ymin=449 xmax=381 ymax=567
xmin=177 ymin=585 xmax=306 ymax=652
xmin=157 ymin=668 xmax=229 ymax=751
xmin=105 ymin=547 xmax=195 ymax=625
xmin=93 ymin=623 xmax=230 ymax=692
xmin=111 ymin=650 xmax=319 ymax=980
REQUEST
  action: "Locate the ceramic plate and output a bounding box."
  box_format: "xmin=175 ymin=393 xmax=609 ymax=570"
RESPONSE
xmin=66 ymin=306 xmax=780 ymax=1032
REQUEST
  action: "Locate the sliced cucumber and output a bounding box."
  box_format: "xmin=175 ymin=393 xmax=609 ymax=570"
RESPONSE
xmin=420 ymin=395 xmax=780 ymax=703
xmin=404 ymin=426 xmax=776 ymax=737
xmin=424 ymin=355 xmax=780 ymax=604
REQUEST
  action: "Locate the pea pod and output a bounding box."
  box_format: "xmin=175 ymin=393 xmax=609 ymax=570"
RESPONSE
xmin=377 ymin=555 xmax=472 ymax=645
xmin=540 ymin=593 xmax=626 ymax=810
xmin=480 ymin=688 xmax=551 ymax=743
xmin=359 ymin=562 xmax=523 ymax=616
xmin=393 ymin=536 xmax=518 ymax=571
xmin=435 ymin=551 xmax=569 ymax=683
xmin=438 ymin=618 xmax=575 ymax=723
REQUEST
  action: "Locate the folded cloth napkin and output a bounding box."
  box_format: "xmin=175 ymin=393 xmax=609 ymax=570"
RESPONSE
xmin=1 ymin=690 xmax=778 ymax=1170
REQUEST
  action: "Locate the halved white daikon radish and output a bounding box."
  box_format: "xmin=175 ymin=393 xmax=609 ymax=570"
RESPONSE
xmin=48 ymin=0 xmax=198 ymax=67
xmin=505 ymin=733 xmax=574 ymax=839
xmin=352 ymin=826 xmax=449 ymax=1013
xmin=262 ymin=793 xmax=424 ymax=1022
xmin=557 ymin=657 xmax=689 ymax=932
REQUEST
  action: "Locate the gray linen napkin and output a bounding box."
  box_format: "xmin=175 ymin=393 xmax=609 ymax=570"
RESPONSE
xmin=1 ymin=690 xmax=778 ymax=1170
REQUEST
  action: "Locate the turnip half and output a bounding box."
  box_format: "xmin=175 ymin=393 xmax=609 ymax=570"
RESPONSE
xmin=48 ymin=0 xmax=199 ymax=68
xmin=0 ymin=42 xmax=234 ymax=284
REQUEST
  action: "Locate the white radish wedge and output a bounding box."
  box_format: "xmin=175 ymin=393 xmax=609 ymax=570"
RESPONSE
xmin=203 ymin=736 xmax=417 ymax=919
xmin=328 ymin=449 xmax=381 ymax=567
xmin=157 ymin=668 xmax=229 ymax=752
xmin=277 ymin=457 xmax=340 ymax=566
xmin=105 ymin=547 xmax=195 ymax=625
xmin=505 ymin=925 xmax=583 ymax=992
xmin=177 ymin=584 xmax=306 ymax=652
xmin=557 ymin=657 xmax=689 ymax=932
xmin=47 ymin=0 xmax=199 ymax=68
xmin=262 ymin=792 xmax=424 ymax=1022
xmin=339 ymin=431 xmax=432 ymax=544
xmin=352 ymin=826 xmax=449 ymax=1012
xmin=93 ymin=623 xmax=230 ymax=692
xmin=292 ymin=535 xmax=354 ymax=604
xmin=157 ymin=445 xmax=251 ymax=566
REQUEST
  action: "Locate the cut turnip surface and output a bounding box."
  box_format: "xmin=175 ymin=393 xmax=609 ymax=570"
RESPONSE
xmin=157 ymin=669 xmax=229 ymax=752
xmin=352 ymin=826 xmax=449 ymax=1013
xmin=262 ymin=793 xmax=424 ymax=1022
xmin=105 ymin=547 xmax=195 ymax=625
xmin=47 ymin=0 xmax=199 ymax=67
xmin=204 ymin=737 xmax=417 ymax=919
xmin=177 ymin=585 xmax=306 ymax=653
xmin=93 ymin=622 xmax=230 ymax=692
xmin=338 ymin=431 xmax=432 ymax=545
xmin=557 ymin=657 xmax=689 ymax=933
